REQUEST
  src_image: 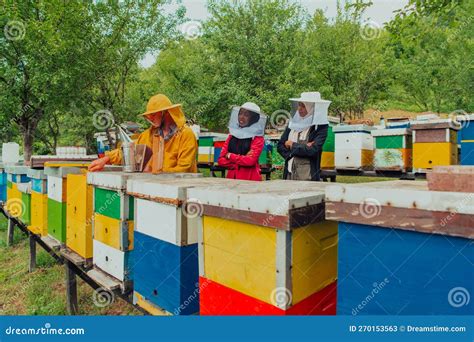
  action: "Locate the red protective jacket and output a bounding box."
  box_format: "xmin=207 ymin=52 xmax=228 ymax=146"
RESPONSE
xmin=217 ymin=135 xmax=264 ymax=181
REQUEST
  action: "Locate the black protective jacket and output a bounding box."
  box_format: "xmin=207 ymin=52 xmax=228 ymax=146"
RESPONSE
xmin=277 ymin=124 xmax=328 ymax=181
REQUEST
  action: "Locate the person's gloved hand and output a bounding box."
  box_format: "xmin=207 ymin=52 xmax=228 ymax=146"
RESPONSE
xmin=88 ymin=156 xmax=110 ymax=172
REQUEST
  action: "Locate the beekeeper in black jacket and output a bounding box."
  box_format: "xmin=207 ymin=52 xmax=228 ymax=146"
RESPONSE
xmin=277 ymin=92 xmax=330 ymax=181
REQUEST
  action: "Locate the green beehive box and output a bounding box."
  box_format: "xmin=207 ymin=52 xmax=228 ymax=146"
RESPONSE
xmin=198 ymin=136 xmax=214 ymax=147
xmin=20 ymin=192 xmax=31 ymax=225
xmin=323 ymin=126 xmax=335 ymax=152
xmin=94 ymin=187 xmax=134 ymax=220
xmin=48 ymin=198 xmax=67 ymax=243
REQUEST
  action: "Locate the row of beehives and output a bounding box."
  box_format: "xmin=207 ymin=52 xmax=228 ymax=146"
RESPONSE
xmin=329 ymin=116 xmax=474 ymax=172
xmin=2 ymin=164 xmax=473 ymax=315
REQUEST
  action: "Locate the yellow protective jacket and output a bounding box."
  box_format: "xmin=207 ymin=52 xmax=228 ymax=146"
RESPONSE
xmin=105 ymin=107 xmax=198 ymax=173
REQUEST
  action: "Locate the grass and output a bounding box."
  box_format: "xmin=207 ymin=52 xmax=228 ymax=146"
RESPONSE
xmin=0 ymin=215 xmax=141 ymax=315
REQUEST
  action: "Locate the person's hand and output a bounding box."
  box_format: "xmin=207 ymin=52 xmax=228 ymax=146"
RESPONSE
xmin=284 ymin=140 xmax=293 ymax=149
xmin=306 ymin=141 xmax=315 ymax=147
xmin=88 ymin=156 xmax=110 ymax=172
xmin=226 ymin=153 xmax=232 ymax=159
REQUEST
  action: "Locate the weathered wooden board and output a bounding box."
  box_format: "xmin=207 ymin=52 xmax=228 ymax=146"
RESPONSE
xmin=413 ymin=128 xmax=456 ymax=143
xmin=325 ymin=180 xmax=474 ymax=239
xmin=337 ymin=222 xmax=473 ymax=315
xmin=427 ymin=166 xmax=474 ymax=193
xmin=374 ymin=148 xmax=411 ymax=171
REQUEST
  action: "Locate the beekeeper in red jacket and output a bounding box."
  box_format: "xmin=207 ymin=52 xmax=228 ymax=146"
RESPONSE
xmin=218 ymin=102 xmax=267 ymax=181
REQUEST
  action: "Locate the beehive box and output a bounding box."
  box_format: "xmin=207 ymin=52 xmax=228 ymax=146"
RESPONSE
xmin=412 ymin=120 xmax=459 ymax=171
xmin=26 ymin=169 xmax=48 ymax=236
xmin=334 ymin=125 xmax=375 ymax=170
xmin=325 ymin=180 xmax=474 ymax=315
xmin=88 ymin=172 xmax=203 ymax=290
xmin=372 ymin=128 xmax=412 ymax=172
xmin=458 ymin=114 xmax=474 ymax=165
xmin=321 ymin=117 xmax=339 ymax=169
xmin=44 ymin=163 xmax=87 ymax=244
xmin=17 ymin=182 xmax=31 ymax=225
xmin=188 ymin=180 xmax=338 ymax=315
xmin=4 ymin=166 xmax=30 ymax=218
xmin=127 ymin=176 xmax=224 ymax=315
xmin=198 ymin=136 xmax=214 ymax=163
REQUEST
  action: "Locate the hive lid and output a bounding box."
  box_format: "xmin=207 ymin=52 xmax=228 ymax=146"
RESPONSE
xmin=44 ymin=166 xmax=85 ymax=177
xmin=411 ymin=118 xmax=460 ymax=130
xmin=26 ymin=168 xmax=47 ymax=179
xmin=371 ymin=128 xmax=411 ymax=137
xmin=333 ymin=124 xmax=375 ymax=133
xmin=4 ymin=165 xmax=29 ymax=174
xmin=325 ymin=180 xmax=473 ymax=239
xmin=127 ymin=177 xmax=233 ymax=200
xmin=186 ymin=179 xmax=329 ymax=230
xmin=90 ymin=171 xmax=203 ymax=190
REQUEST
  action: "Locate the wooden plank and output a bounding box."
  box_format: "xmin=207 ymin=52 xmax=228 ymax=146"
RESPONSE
xmin=413 ymin=128 xmax=452 ymax=143
xmin=326 ymin=202 xmax=473 ymax=239
xmin=427 ymin=166 xmax=474 ymax=193
xmin=61 ymin=247 xmax=91 ymax=268
xmin=86 ymin=268 xmax=121 ymax=291
xmin=41 ymin=235 xmax=62 ymax=251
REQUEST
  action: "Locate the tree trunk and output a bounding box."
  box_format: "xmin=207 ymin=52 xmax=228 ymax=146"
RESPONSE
xmin=22 ymin=128 xmax=34 ymax=164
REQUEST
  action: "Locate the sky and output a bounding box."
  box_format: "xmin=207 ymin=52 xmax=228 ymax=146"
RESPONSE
xmin=141 ymin=0 xmax=409 ymax=67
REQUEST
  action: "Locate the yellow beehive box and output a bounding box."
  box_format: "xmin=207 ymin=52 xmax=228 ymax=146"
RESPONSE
xmin=93 ymin=213 xmax=134 ymax=250
xmin=188 ymin=180 xmax=337 ymax=311
xmin=29 ymin=192 xmax=48 ymax=236
xmin=321 ymin=151 xmax=335 ymax=169
xmin=66 ymin=173 xmax=93 ymax=259
xmin=413 ymin=142 xmax=458 ymax=170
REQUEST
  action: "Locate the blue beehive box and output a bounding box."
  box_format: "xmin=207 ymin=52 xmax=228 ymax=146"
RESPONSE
xmin=325 ymin=180 xmax=474 ymax=315
xmin=0 ymin=171 xmax=6 ymax=202
xmin=132 ymin=231 xmax=199 ymax=315
xmin=460 ymin=141 xmax=474 ymax=165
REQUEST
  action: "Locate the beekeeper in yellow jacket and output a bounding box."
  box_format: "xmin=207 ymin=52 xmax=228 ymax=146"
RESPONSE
xmin=88 ymin=94 xmax=198 ymax=173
